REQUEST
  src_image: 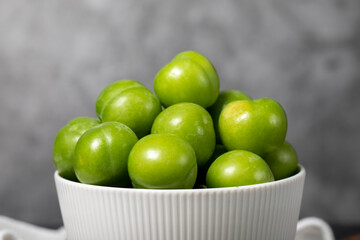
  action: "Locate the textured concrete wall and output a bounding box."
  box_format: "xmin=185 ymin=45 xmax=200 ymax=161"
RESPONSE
xmin=0 ymin=0 xmax=359 ymax=227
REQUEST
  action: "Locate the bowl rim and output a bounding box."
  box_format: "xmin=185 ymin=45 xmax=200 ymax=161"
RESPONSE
xmin=54 ymin=165 xmax=305 ymax=193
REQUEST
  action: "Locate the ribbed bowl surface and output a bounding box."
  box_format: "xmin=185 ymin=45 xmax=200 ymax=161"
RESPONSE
xmin=55 ymin=166 xmax=305 ymax=240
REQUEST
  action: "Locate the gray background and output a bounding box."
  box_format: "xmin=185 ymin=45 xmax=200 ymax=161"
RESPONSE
xmin=0 ymin=0 xmax=359 ymax=228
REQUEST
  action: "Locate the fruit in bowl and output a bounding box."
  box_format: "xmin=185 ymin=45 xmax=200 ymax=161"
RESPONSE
xmin=151 ymin=102 xmax=215 ymax=168
xmin=128 ymin=134 xmax=197 ymax=189
xmin=53 ymin=50 xmax=306 ymax=240
xmin=53 ymin=50 xmax=298 ymax=190
xmin=154 ymin=51 xmax=219 ymax=108
xmin=95 ymin=79 xmax=162 ymax=138
xmin=219 ymin=98 xmax=287 ymax=157
xmin=207 ymin=89 xmax=251 ymax=144
xmin=264 ymin=140 xmax=298 ymax=180
xmin=53 ymin=117 xmax=100 ymax=181
xmin=74 ymin=121 xmax=138 ymax=187
xmin=206 ymin=150 xmax=274 ymax=188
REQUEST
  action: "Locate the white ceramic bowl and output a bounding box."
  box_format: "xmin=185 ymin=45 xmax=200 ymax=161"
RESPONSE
xmin=55 ymin=166 xmax=305 ymax=240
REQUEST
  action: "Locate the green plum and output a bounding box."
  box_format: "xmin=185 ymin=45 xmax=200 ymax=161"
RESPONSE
xmin=74 ymin=122 xmax=138 ymax=186
xmin=264 ymin=141 xmax=298 ymax=180
xmin=96 ymin=79 xmax=162 ymax=138
xmin=151 ymin=102 xmax=216 ymax=168
xmin=206 ymin=150 xmax=274 ymax=188
xmin=207 ymin=90 xmax=251 ymax=143
xmin=128 ymin=134 xmax=197 ymax=189
xmin=219 ymin=98 xmax=287 ymax=157
xmin=53 ymin=117 xmax=100 ymax=181
xmin=154 ymin=51 xmax=219 ymax=108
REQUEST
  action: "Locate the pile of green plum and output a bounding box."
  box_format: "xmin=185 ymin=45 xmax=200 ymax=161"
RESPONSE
xmin=53 ymin=51 xmax=298 ymax=189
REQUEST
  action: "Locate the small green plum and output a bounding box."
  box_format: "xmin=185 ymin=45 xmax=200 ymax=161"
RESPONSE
xmin=206 ymin=150 xmax=274 ymax=188
xmin=207 ymin=90 xmax=251 ymax=143
xmin=264 ymin=141 xmax=298 ymax=180
xmin=154 ymin=51 xmax=219 ymax=108
xmin=219 ymin=98 xmax=287 ymax=157
xmin=151 ymin=102 xmax=216 ymax=168
xmin=96 ymin=79 xmax=162 ymax=138
xmin=74 ymin=122 xmax=138 ymax=187
xmin=128 ymin=134 xmax=197 ymax=189
xmin=53 ymin=117 xmax=100 ymax=181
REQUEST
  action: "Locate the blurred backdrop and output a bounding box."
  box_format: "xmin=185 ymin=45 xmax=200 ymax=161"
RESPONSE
xmin=0 ymin=0 xmax=359 ymax=229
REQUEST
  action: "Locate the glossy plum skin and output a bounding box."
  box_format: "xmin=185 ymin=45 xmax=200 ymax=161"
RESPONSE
xmin=74 ymin=122 xmax=138 ymax=187
xmin=219 ymin=98 xmax=287 ymax=157
xmin=264 ymin=141 xmax=298 ymax=180
xmin=154 ymin=51 xmax=219 ymax=108
xmin=207 ymin=90 xmax=251 ymax=144
xmin=95 ymin=79 xmax=162 ymax=138
xmin=53 ymin=117 xmax=100 ymax=181
xmin=151 ymin=102 xmax=216 ymax=168
xmin=128 ymin=134 xmax=197 ymax=189
xmin=206 ymin=150 xmax=274 ymax=188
